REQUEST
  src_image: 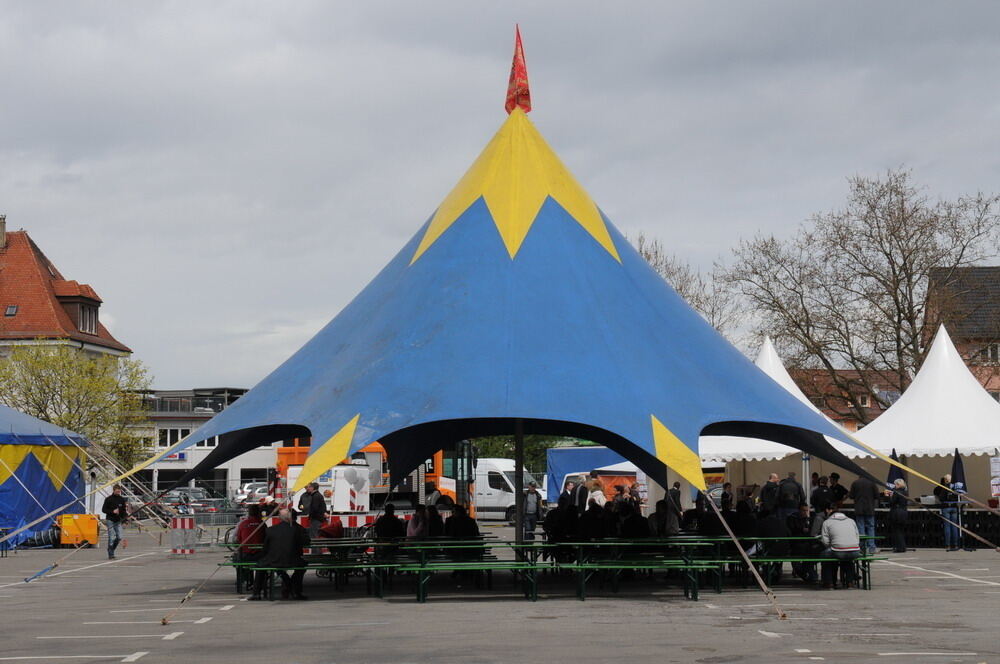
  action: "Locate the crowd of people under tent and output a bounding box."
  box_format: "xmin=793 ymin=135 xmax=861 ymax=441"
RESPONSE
xmin=219 ymin=467 xmax=972 ymax=599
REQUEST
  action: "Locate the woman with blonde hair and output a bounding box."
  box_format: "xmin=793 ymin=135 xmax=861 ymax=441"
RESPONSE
xmin=887 ymin=478 xmax=909 ymax=553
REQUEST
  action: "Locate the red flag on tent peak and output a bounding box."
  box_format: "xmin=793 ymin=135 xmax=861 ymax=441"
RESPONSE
xmin=505 ymin=26 xmax=531 ymax=114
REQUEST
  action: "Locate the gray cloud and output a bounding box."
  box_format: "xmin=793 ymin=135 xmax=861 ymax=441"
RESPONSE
xmin=2 ymin=1 xmax=999 ymax=388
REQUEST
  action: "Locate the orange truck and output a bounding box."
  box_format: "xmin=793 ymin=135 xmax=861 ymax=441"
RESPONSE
xmin=273 ymin=440 xmax=475 ymax=514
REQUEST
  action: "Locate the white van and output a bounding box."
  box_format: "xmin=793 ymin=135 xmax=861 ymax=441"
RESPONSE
xmin=474 ymin=458 xmax=544 ymax=521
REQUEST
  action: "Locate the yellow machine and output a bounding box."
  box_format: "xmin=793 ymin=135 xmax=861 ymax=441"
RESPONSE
xmin=58 ymin=514 xmax=98 ymax=547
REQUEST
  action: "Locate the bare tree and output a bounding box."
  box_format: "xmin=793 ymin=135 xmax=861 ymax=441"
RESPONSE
xmin=726 ymin=169 xmax=1000 ymax=423
xmin=633 ymin=233 xmax=744 ymax=340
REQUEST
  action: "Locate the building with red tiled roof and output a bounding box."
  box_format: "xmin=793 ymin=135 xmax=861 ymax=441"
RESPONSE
xmin=0 ymin=215 xmax=131 ymax=356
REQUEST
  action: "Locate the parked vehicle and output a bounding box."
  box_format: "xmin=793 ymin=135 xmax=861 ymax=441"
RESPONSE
xmin=474 ymin=458 xmax=544 ymax=522
xmin=235 ymin=482 xmax=268 ymax=505
xmin=161 ymin=487 xmax=225 ymax=514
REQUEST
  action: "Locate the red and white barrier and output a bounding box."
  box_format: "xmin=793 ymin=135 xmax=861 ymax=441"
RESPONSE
xmin=170 ymin=516 xmax=196 ymax=555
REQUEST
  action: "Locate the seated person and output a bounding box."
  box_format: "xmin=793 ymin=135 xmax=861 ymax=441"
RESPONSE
xmin=235 ymin=504 xmax=267 ymax=562
xmin=444 ymin=504 xmax=479 ymax=538
xmin=787 ymin=503 xmax=819 ymax=583
xmin=251 ymin=508 xmax=310 ymax=601
xmin=819 ymin=505 xmax=861 ymax=589
xmin=648 ymin=499 xmax=679 ymax=537
xmin=444 ymin=504 xmax=481 ymax=561
xmin=373 ymin=504 xmax=406 ymax=539
xmin=618 ymin=503 xmax=649 ymax=538
xmin=578 ymin=500 xmax=608 ymax=540
xmin=318 ymin=516 xmax=344 ymax=539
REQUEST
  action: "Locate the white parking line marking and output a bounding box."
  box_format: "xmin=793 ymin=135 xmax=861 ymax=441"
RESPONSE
xmin=110 ymin=606 xmax=229 ymax=613
xmin=39 ymin=633 xmax=177 ymax=640
xmin=794 ymin=649 xmax=811 ymax=653
xmin=84 ymin=619 xmax=207 ymax=625
xmin=877 ymin=653 xmax=977 ymax=657
xmin=758 ymin=630 xmax=792 ymax=638
xmin=219 ymin=604 xmax=234 ymax=611
xmin=878 ymin=560 xmax=1000 ymax=587
xmin=0 ymin=553 xmax=157 ymax=589
xmin=0 ymin=656 xmax=146 ymax=662
xmin=836 ymin=633 xmax=911 ymax=637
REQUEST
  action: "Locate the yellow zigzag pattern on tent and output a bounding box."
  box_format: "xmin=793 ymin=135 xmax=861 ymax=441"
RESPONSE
xmin=0 ymin=445 xmax=83 ymax=491
xmin=292 ymin=414 xmax=361 ymax=493
xmin=411 ymin=108 xmax=621 ymax=264
xmin=651 ymin=415 xmax=706 ymax=491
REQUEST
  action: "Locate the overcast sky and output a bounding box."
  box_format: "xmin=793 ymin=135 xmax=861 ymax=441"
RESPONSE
xmin=3 ymin=2 xmax=1000 ymax=389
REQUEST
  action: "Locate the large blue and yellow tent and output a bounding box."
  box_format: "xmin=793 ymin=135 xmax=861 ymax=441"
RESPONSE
xmin=0 ymin=404 xmax=87 ymax=545
xmin=155 ymin=106 xmax=873 ymax=492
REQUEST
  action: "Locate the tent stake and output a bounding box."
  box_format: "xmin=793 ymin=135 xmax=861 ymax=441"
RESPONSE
xmin=703 ymin=491 xmax=787 ymax=620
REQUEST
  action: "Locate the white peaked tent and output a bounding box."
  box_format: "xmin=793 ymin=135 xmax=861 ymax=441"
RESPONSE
xmin=854 ymin=325 xmax=1000 ymax=458
xmin=699 ymin=338 xmax=855 ymax=463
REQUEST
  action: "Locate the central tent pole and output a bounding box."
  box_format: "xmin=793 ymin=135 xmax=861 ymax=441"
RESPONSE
xmin=514 ymin=418 xmax=524 ymax=545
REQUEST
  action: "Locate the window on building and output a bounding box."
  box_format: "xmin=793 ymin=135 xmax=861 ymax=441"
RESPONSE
xmin=4 ymin=305 xmax=16 ymax=317
xmin=858 ymin=394 xmax=870 ymax=408
xmin=79 ymin=305 xmax=98 ymax=334
xmin=157 ymin=428 xmax=191 ymax=447
xmin=984 ymin=343 xmax=1000 ymax=364
xmin=195 ymin=436 xmax=219 ymax=448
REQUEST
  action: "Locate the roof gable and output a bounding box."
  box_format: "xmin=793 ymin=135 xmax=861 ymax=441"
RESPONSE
xmin=0 ymin=230 xmax=130 ymax=353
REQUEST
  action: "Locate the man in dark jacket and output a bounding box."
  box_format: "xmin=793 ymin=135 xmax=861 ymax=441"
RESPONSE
xmin=759 ymin=473 xmax=780 ymax=515
xmin=849 ymin=475 xmax=880 ymax=554
xmin=829 ymin=473 xmax=848 ymax=507
xmin=297 ymin=483 xmax=329 ymax=538
xmin=101 ymin=486 xmax=128 ymax=560
xmin=777 ymin=472 xmax=806 ymax=522
xmin=252 ymin=508 xmax=310 ymax=600
xmin=810 ymin=476 xmax=833 ymax=512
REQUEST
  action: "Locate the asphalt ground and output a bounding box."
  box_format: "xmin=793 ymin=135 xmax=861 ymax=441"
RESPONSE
xmin=1 ymin=525 xmax=998 ymax=664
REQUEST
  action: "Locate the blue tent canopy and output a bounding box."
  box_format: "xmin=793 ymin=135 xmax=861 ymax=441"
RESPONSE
xmin=155 ymin=109 xmax=873 ymax=492
xmin=0 ymin=404 xmax=88 ymax=544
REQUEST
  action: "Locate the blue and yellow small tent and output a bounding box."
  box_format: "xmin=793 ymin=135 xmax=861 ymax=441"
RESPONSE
xmin=0 ymin=404 xmax=87 ymax=545
xmin=155 ymin=104 xmax=874 ymax=493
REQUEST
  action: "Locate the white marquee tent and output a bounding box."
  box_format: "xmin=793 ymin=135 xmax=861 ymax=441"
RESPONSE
xmin=852 ymin=325 xmax=1000 ymax=459
xmin=699 ymin=338 xmax=861 ymax=463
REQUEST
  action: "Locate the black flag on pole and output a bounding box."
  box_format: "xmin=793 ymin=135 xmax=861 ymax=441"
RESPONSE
xmin=886 ymin=448 xmax=904 ymax=488
xmin=950 ymin=448 xmax=967 ymax=493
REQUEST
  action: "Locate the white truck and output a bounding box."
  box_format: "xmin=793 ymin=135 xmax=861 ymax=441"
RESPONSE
xmin=474 ymin=457 xmax=544 ymax=522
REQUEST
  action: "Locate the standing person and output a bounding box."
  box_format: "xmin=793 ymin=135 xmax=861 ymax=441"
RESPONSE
xmin=720 ymin=482 xmax=734 ymax=513
xmin=934 ymin=475 xmax=959 ymax=551
xmin=819 ymin=505 xmax=861 ymax=589
xmin=887 ymin=479 xmax=909 ymax=553
xmin=522 ymin=481 xmax=543 ymax=541
xmin=849 ymin=475 xmax=880 ymax=554
xmin=828 ymin=473 xmax=848 ymax=508
xmin=667 ymin=481 xmax=683 ymax=518
xmin=297 ymin=483 xmax=329 ymax=539
xmin=101 ymin=485 xmax=128 ymax=560
xmin=811 ymin=476 xmax=833 ymax=513
xmin=588 ymin=482 xmax=607 ymax=508
xmin=778 ymin=472 xmax=806 ymax=522
xmin=759 ymin=473 xmax=781 ymax=515
xmin=647 ymin=499 xmax=678 ymax=537
xmin=571 ymin=480 xmax=589 ymax=513
xmin=585 ymin=470 xmax=604 ymax=496
xmin=251 ymin=508 xmax=310 ymax=600
xmin=810 ymin=472 xmax=820 ymax=490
